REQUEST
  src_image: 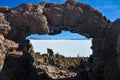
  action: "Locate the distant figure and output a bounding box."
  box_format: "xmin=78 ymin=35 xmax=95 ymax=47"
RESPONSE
xmin=47 ymin=48 xmax=54 ymax=57
xmin=47 ymin=48 xmax=55 ymax=65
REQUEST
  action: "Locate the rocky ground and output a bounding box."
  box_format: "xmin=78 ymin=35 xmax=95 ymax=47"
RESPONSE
xmin=36 ymin=64 xmax=76 ymax=79
xmin=32 ymin=48 xmax=90 ymax=80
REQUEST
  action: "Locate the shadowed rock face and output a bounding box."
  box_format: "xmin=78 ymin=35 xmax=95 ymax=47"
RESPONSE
xmin=0 ymin=34 xmax=19 ymax=72
xmin=0 ymin=0 xmax=120 ymax=80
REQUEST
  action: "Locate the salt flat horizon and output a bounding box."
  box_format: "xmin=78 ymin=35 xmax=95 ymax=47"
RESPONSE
xmin=30 ymin=40 xmax=92 ymax=57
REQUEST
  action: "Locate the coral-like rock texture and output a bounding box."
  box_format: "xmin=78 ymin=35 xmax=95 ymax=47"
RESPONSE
xmin=0 ymin=12 xmax=11 ymax=36
xmin=0 ymin=0 xmax=120 ymax=80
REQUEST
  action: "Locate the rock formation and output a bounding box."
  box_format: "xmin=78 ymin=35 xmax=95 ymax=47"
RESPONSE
xmin=0 ymin=0 xmax=109 ymax=41
xmin=0 ymin=0 xmax=120 ymax=80
xmin=0 ymin=34 xmax=6 ymax=71
xmin=0 ymin=12 xmax=11 ymax=36
xmin=35 ymin=64 xmax=77 ymax=79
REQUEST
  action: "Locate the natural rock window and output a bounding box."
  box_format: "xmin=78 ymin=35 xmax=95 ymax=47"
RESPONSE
xmin=26 ymin=30 xmax=92 ymax=57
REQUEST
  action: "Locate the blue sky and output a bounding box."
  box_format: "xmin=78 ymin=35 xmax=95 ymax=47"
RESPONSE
xmin=0 ymin=0 xmax=120 ymax=21
xmin=27 ymin=31 xmax=89 ymax=40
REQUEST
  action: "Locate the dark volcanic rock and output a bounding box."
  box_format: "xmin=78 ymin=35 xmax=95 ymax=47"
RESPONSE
xmin=6 ymin=4 xmax=49 ymax=42
xmin=0 ymin=0 xmax=120 ymax=80
xmin=103 ymin=19 xmax=120 ymax=80
xmin=44 ymin=0 xmax=109 ymax=38
xmin=44 ymin=3 xmax=63 ymax=26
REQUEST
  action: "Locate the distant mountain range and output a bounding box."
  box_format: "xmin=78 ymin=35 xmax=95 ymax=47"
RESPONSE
xmin=26 ymin=30 xmax=91 ymax=40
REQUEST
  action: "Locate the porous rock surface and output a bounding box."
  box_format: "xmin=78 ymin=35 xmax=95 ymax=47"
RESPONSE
xmin=0 ymin=0 xmax=120 ymax=80
xmin=0 ymin=12 xmax=11 ymax=36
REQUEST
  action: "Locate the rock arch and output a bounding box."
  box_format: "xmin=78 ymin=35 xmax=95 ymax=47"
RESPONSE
xmin=0 ymin=0 xmax=120 ymax=80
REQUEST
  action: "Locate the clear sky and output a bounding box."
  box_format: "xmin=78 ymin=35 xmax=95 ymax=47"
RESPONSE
xmin=26 ymin=30 xmax=89 ymax=40
xmin=0 ymin=0 xmax=120 ymax=21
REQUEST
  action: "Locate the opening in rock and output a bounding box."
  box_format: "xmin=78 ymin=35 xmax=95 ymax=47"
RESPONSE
xmin=26 ymin=30 xmax=92 ymax=57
